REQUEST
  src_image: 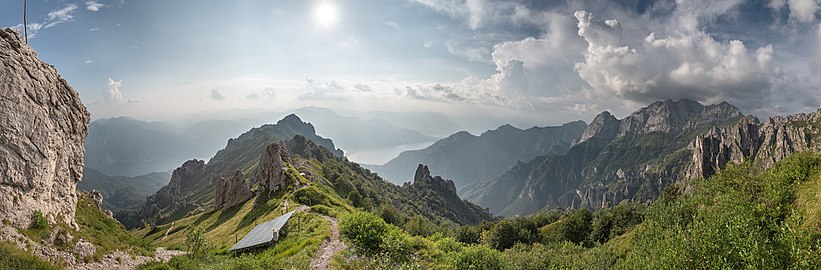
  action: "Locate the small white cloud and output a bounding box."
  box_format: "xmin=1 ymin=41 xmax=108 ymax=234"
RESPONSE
xmin=84 ymin=60 xmax=94 ymax=64
xmin=89 ymin=28 xmax=98 ymax=31
xmin=85 ymin=1 xmax=104 ymax=11
xmin=45 ymin=4 xmax=78 ymax=28
xmin=104 ymin=78 xmax=124 ymax=104
xmin=211 ymin=89 xmax=227 ymax=101
xmin=424 ymin=41 xmax=435 ymax=48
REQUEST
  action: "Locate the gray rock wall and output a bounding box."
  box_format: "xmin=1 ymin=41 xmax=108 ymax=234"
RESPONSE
xmin=0 ymin=29 xmax=90 ymax=228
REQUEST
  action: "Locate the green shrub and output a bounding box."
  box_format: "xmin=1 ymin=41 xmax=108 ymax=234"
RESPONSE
xmin=486 ymin=217 xmax=539 ymax=250
xmin=540 ymin=209 xmax=592 ymax=246
xmin=29 ymin=210 xmax=48 ymax=229
xmin=381 ymin=227 xmax=413 ymax=262
xmin=448 ymin=244 xmax=502 ymax=270
xmin=185 ymin=226 xmax=212 ymax=260
xmin=340 ymin=212 xmax=388 ymax=254
xmin=293 ymin=186 xmax=327 ymax=206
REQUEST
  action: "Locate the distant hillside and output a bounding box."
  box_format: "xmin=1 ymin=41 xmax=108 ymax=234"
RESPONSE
xmin=291 ymin=107 xmax=437 ymax=150
xmin=78 ymin=167 xmax=170 ymax=219
xmin=368 ymin=121 xmax=587 ymax=189
xmin=462 ymin=99 xmax=747 ymax=216
xmin=84 ymin=117 xmax=207 ymax=177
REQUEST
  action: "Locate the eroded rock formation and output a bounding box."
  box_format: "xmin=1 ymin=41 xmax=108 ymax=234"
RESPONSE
xmin=0 ymin=29 xmax=90 ymax=228
xmin=214 ymin=170 xmax=253 ymax=210
xmin=257 ymin=143 xmax=291 ymax=192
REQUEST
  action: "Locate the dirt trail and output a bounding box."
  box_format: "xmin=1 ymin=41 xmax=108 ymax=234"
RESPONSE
xmin=310 ymin=215 xmax=346 ymax=270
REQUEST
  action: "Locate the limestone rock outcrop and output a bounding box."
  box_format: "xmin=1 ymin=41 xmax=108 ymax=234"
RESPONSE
xmin=412 ymin=164 xmax=457 ymax=195
xmin=214 ymin=170 xmax=253 ymax=210
xmin=256 ymin=143 xmax=291 ymax=192
xmin=687 ymin=108 xmax=821 ymax=179
xmin=140 ymin=159 xmax=205 ymax=224
xmin=578 ymin=111 xmax=619 ymax=143
xmin=0 ymin=29 xmax=90 ymax=228
xmin=577 ymin=99 xmax=742 ymax=145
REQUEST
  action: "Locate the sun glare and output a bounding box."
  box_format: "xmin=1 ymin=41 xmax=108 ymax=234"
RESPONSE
xmin=314 ymin=1 xmax=338 ymax=29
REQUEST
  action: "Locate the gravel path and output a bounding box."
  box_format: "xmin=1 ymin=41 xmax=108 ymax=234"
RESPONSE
xmin=310 ymin=215 xmax=346 ymax=270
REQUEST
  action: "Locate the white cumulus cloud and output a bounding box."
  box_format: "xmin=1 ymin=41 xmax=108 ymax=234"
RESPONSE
xmin=573 ymin=10 xmax=779 ymax=111
xmin=104 ymin=78 xmax=124 ymax=104
xmin=85 ymin=1 xmax=103 ymax=11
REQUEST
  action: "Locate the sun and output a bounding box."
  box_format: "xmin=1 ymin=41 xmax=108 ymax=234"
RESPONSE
xmin=314 ymin=1 xmax=338 ymax=29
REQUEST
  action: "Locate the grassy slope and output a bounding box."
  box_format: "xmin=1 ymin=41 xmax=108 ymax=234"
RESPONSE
xmin=0 ymin=241 xmax=62 ymax=270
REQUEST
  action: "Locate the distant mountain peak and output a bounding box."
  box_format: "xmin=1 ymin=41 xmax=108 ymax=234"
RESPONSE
xmin=277 ymin=114 xmax=306 ymax=126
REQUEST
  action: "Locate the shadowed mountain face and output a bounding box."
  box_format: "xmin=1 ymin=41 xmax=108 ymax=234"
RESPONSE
xmin=462 ymin=99 xmax=747 ymax=216
xmin=367 ymin=121 xmax=588 ymax=189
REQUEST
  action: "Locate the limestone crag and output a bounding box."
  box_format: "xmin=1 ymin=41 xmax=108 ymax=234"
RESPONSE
xmin=256 ymin=143 xmax=291 ymax=192
xmin=141 ymin=159 xmax=205 ymax=224
xmin=577 ymin=111 xmax=619 ymax=143
xmin=412 ymin=164 xmax=457 ymax=195
xmin=0 ymin=29 xmax=90 ymax=228
xmin=214 ymin=170 xmax=253 ymax=210
xmin=687 ymin=108 xmax=821 ymax=179
xmin=577 ymin=99 xmax=742 ymax=145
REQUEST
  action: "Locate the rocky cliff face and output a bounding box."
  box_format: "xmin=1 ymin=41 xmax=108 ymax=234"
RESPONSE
xmin=140 ymin=159 xmax=205 ymax=225
xmin=577 ymin=111 xmax=619 ymax=143
xmin=404 ymin=164 xmax=490 ymax=225
xmin=412 ymin=164 xmax=457 ymax=194
xmin=577 ymin=99 xmax=743 ymax=145
xmin=213 ymin=170 xmax=252 ymax=210
xmin=687 ymin=109 xmax=821 ymax=179
xmin=0 ymin=29 xmax=90 ymax=228
xmin=257 ymin=143 xmax=291 ymax=192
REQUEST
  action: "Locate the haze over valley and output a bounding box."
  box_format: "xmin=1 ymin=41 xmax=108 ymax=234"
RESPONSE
xmin=2 ymin=0 xmax=821 ymax=269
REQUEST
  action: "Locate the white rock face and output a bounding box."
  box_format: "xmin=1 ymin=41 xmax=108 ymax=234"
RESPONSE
xmin=0 ymin=29 xmax=90 ymax=228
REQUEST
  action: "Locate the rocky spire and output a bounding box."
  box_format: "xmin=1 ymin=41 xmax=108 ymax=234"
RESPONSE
xmin=257 ymin=143 xmax=291 ymax=192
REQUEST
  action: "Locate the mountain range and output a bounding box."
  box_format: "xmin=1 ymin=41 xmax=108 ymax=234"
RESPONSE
xmin=367 ymin=121 xmax=587 ymax=189
xmin=461 ymin=99 xmax=756 ymax=216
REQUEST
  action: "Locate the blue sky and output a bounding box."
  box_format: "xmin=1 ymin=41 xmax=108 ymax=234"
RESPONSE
xmin=2 ymin=0 xmax=820 ymax=130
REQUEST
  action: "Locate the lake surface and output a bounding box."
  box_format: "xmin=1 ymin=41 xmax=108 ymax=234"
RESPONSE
xmin=344 ymin=141 xmax=436 ymax=165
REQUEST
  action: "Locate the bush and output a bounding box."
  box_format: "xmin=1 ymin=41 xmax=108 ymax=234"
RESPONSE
xmin=293 ymin=186 xmax=327 ymax=206
xmin=381 ymin=227 xmax=413 ymax=262
xmin=185 ymin=226 xmax=212 ymax=260
xmin=404 ymin=215 xmax=434 ymax=237
xmin=378 ymin=204 xmax=403 ymax=225
xmin=29 ymin=210 xmax=48 ymax=229
xmin=448 ymin=244 xmax=502 ymax=270
xmin=541 ymin=209 xmax=592 ymax=246
xmin=486 ymin=218 xmax=539 ymax=250
xmin=340 ymin=212 xmax=388 ymax=254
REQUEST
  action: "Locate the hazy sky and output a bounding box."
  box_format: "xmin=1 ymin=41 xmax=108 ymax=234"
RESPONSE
xmin=2 ymin=0 xmax=821 ymax=129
